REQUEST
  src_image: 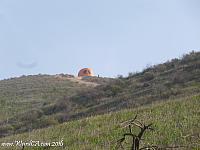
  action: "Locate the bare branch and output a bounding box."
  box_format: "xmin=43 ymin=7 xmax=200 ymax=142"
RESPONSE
xmin=116 ymin=115 xmax=154 ymax=150
xmin=120 ymin=114 xmax=138 ymax=128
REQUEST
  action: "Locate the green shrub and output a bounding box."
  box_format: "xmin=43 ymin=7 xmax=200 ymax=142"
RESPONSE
xmin=34 ymin=116 xmax=59 ymax=128
xmin=18 ymin=109 xmax=43 ymax=122
xmin=43 ymin=101 xmax=67 ymax=115
xmin=140 ymin=72 xmax=154 ymax=82
xmin=0 ymin=124 xmax=14 ymax=136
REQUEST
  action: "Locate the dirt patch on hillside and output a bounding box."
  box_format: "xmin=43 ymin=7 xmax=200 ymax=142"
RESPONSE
xmin=54 ymin=75 xmax=99 ymax=87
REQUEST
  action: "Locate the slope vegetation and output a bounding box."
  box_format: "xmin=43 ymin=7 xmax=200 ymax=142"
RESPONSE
xmin=0 ymin=75 xmax=111 ymax=137
xmin=0 ymin=51 xmax=200 ymax=139
xmin=0 ymin=95 xmax=199 ymax=149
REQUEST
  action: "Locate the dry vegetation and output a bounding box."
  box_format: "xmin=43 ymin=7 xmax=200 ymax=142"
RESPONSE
xmin=0 ymin=95 xmax=199 ymax=149
xmin=0 ymin=51 xmax=199 ymax=149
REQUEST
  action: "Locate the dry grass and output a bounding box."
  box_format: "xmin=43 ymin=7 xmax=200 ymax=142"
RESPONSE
xmin=0 ymin=95 xmax=199 ymax=150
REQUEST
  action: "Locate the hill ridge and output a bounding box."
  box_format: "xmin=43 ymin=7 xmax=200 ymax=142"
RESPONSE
xmin=0 ymin=51 xmax=199 ymax=138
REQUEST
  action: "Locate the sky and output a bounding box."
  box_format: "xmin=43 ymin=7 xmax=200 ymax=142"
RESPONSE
xmin=0 ymin=0 xmax=200 ymax=79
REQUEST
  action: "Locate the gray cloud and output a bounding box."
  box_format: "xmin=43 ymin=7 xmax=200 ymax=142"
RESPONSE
xmin=16 ymin=61 xmax=38 ymax=69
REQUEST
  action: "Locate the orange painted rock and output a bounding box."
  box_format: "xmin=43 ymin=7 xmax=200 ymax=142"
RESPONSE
xmin=78 ymin=68 xmax=94 ymax=77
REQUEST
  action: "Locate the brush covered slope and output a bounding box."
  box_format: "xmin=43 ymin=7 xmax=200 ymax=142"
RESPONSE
xmin=0 ymin=74 xmax=112 ymax=137
xmin=0 ymin=51 xmax=200 ymax=139
xmin=0 ymin=95 xmax=199 ymax=149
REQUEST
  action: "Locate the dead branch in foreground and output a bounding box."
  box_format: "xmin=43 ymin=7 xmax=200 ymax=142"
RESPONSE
xmin=116 ymin=114 xmax=154 ymax=150
xmin=115 ymin=115 xmax=196 ymax=150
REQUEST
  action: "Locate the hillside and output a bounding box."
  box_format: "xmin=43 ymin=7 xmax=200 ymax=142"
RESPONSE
xmin=54 ymin=51 xmax=200 ymax=120
xmin=0 ymin=75 xmax=103 ymax=133
xmin=0 ymin=74 xmax=114 ymax=137
xmin=0 ymin=74 xmax=84 ymax=120
xmin=0 ymin=51 xmax=200 ymax=139
xmin=0 ymin=95 xmax=199 ymax=149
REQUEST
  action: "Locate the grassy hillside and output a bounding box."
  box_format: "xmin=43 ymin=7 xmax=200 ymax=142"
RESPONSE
xmin=56 ymin=51 xmax=200 ymax=120
xmin=0 ymin=51 xmax=199 ymax=138
xmin=0 ymin=74 xmax=108 ymax=137
xmin=0 ymin=95 xmax=199 ymax=149
xmin=0 ymin=74 xmax=81 ymax=120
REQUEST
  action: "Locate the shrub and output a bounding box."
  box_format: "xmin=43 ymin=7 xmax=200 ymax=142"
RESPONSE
xmin=0 ymin=124 xmax=14 ymax=137
xmin=140 ymin=72 xmax=154 ymax=82
xmin=43 ymin=101 xmax=67 ymax=115
xmin=110 ymin=85 xmax=123 ymax=96
xmin=34 ymin=117 xmax=59 ymax=128
xmin=18 ymin=109 xmax=43 ymax=122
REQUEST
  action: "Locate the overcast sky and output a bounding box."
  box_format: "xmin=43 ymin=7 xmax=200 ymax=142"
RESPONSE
xmin=0 ymin=0 xmax=200 ymax=79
